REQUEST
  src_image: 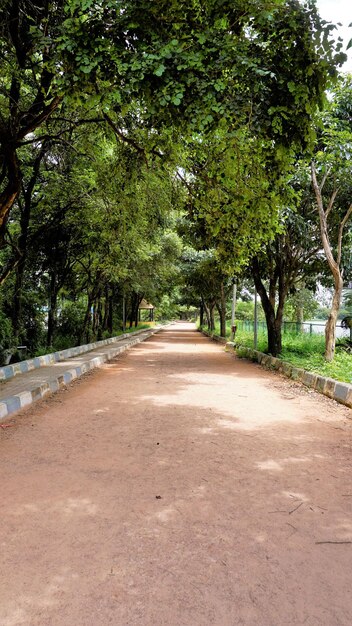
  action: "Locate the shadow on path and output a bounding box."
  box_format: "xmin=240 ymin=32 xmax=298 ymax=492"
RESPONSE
xmin=0 ymin=323 xmax=351 ymax=626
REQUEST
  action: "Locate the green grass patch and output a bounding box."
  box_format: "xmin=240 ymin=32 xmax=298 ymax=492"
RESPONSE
xmin=227 ymin=324 xmax=352 ymax=385
xmin=123 ymin=323 xmax=151 ymax=333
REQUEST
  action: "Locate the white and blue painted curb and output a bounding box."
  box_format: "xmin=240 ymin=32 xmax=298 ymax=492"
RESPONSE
xmin=0 ymin=328 xmax=160 ymax=421
xmin=199 ymin=329 xmax=352 ymax=410
xmin=0 ymin=328 xmax=151 ymax=383
xmin=226 ymin=341 xmax=352 ymax=410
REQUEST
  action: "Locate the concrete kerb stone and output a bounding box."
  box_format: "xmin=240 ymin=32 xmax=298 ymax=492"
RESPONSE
xmin=210 ymin=331 xmax=351 ymax=410
xmin=199 ymin=328 xmax=227 ymax=344
xmin=0 ymin=327 xmax=151 ymax=383
xmin=346 ymin=387 xmax=352 ymax=406
xmin=302 ymin=371 xmax=318 ymax=389
xmin=291 ymin=367 xmax=304 ymax=381
xmin=223 ymin=339 xmax=352 ymax=410
xmin=0 ymin=328 xmax=160 ymax=422
xmin=322 ymin=378 xmax=336 ymax=399
xmin=334 ymin=382 xmax=350 ymax=404
xmin=281 ymin=362 xmax=293 ymax=377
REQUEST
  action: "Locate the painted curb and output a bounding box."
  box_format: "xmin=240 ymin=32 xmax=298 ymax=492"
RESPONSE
xmin=225 ymin=341 xmax=352 ymax=410
xmin=0 ymin=327 xmax=152 ymax=383
xmin=0 ymin=328 xmax=160 ymax=421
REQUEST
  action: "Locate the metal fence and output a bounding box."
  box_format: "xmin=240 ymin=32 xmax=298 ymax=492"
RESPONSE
xmin=236 ymin=319 xmax=350 ymax=339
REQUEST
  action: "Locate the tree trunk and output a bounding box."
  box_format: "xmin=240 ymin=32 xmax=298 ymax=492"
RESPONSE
xmin=128 ymin=293 xmax=142 ymax=328
xmin=0 ymin=149 xmax=21 ymax=242
xmin=294 ymin=281 xmax=305 ymax=332
xmin=96 ymin=296 xmax=103 ymax=340
xmin=209 ymin=303 xmax=215 ymax=331
xmin=220 ymin=282 xmax=227 ymax=337
xmin=199 ymin=302 xmax=204 ymax=327
xmin=201 ymin=296 xmax=210 ymax=328
xmin=10 ymin=207 xmax=31 ymax=342
xmin=81 ymin=296 xmax=93 ymax=344
xmin=102 ymin=286 xmax=110 ymax=332
xmin=311 ymin=162 xmax=352 ymax=361
xmin=264 ymin=309 xmax=282 ymax=356
xmin=47 ymin=273 xmax=58 ymax=348
xmin=296 ymin=303 xmax=304 ymax=331
xmin=216 ymin=283 xmax=227 ymax=337
xmin=12 ymin=264 xmax=24 ymax=344
xmin=325 ymin=277 xmax=343 ymax=361
xmin=216 ymin=304 xmax=226 ymax=337
xmin=252 ymin=257 xmax=282 ymax=356
xmin=129 ymin=293 xmax=136 ymax=328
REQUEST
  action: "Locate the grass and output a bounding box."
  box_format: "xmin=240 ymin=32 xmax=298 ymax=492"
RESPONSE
xmin=124 ymin=323 xmax=151 ymax=333
xmin=32 ymin=324 xmax=153 ymax=359
xmin=208 ymin=322 xmax=352 ymax=385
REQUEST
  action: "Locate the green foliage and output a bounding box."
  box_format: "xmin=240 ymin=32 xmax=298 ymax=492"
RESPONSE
xmin=154 ymin=294 xmax=180 ymax=321
xmin=0 ymin=0 xmax=348 ymax=359
xmin=0 ymin=118 xmax=186 ymax=351
xmin=343 ymin=289 xmax=352 ymax=311
xmin=0 ymin=309 xmax=14 ymax=363
xmin=234 ymin=326 xmax=352 ymax=383
xmin=57 ymin=0 xmax=341 ymax=144
xmin=235 ymin=300 xmax=265 ymax=321
xmin=0 ymin=0 xmax=344 ymax=241
xmin=180 ymin=129 xmax=286 ymax=272
xmin=55 ymin=299 xmax=87 ymax=348
xmin=284 ymin=289 xmax=319 ymax=322
xmin=315 ymin=306 xmax=331 ymax=320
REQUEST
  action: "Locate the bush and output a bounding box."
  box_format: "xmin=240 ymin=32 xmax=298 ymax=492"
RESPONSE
xmin=0 ymin=312 xmax=14 ymax=365
xmin=55 ymin=299 xmax=87 ymax=347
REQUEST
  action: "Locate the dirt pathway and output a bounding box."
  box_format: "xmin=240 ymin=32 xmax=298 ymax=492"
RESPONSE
xmin=0 ymin=322 xmax=351 ymax=626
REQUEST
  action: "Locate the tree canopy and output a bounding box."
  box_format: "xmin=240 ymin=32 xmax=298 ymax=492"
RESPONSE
xmin=0 ymin=0 xmax=349 ymax=364
xmin=0 ymin=0 xmax=343 ymax=233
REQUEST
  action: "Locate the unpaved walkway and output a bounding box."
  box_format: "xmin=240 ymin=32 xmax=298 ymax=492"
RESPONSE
xmin=0 ymin=322 xmax=351 ymax=626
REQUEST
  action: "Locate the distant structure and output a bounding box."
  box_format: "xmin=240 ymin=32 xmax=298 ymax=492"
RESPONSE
xmin=138 ymin=299 xmax=154 ymax=322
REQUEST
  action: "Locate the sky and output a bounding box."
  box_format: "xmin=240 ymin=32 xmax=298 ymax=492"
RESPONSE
xmin=315 ymin=0 xmax=352 ymax=72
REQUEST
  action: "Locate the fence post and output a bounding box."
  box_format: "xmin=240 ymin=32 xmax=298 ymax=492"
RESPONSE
xmin=254 ymin=288 xmax=258 ymax=350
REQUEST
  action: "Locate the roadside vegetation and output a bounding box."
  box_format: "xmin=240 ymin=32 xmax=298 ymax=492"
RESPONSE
xmin=0 ymin=1 xmax=351 ymax=377
xmin=228 ymin=325 xmax=352 ymax=385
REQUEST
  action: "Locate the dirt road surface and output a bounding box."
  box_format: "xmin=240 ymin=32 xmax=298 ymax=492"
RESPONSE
xmin=0 ymin=323 xmax=351 ymax=626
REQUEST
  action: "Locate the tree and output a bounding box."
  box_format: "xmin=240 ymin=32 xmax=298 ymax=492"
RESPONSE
xmin=284 ymin=287 xmax=319 ymax=324
xmin=0 ymin=111 xmax=185 ymax=358
xmin=180 ymin=248 xmax=231 ymax=336
xmin=0 ymin=0 xmax=343 ymax=238
xmin=311 ymin=76 xmax=352 ymax=361
xmin=251 ymin=205 xmax=322 ymax=355
xmin=0 ymin=1 xmax=64 ymax=238
xmin=179 ymin=129 xmax=285 ymax=272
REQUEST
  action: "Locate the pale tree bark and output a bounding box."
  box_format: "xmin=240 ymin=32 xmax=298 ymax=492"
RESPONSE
xmin=201 ymin=296 xmax=210 ymax=329
xmin=216 ymin=281 xmax=227 ymax=337
xmin=311 ymin=162 xmax=352 ymax=361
